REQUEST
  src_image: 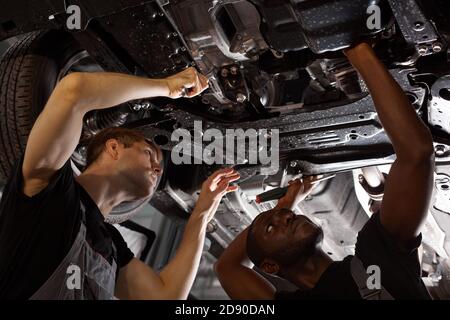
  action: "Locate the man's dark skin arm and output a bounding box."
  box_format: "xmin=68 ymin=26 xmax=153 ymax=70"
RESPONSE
xmin=214 ymin=228 xmax=276 ymax=300
xmin=345 ymin=43 xmax=435 ymax=245
xmin=216 ymin=43 xmax=435 ymax=299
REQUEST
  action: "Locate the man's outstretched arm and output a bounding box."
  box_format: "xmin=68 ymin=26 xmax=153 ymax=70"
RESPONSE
xmin=345 ymin=43 xmax=435 ymax=245
xmin=22 ymin=68 xmax=208 ymax=196
xmin=115 ymin=168 xmax=240 ymax=300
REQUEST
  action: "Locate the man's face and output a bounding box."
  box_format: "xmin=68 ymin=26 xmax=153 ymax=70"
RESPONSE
xmin=116 ymin=140 xmax=164 ymax=199
xmin=251 ymin=208 xmax=324 ymax=269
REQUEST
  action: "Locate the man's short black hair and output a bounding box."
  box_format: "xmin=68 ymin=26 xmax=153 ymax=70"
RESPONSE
xmin=85 ymin=127 xmax=162 ymax=169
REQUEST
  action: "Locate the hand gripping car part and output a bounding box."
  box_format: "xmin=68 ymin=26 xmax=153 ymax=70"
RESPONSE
xmin=255 ymin=174 xmax=336 ymax=203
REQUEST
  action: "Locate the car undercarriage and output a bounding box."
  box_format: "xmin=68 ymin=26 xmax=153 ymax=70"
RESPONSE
xmin=1 ymin=0 xmax=450 ymax=299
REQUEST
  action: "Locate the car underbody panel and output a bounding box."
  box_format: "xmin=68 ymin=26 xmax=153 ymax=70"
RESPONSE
xmin=2 ymin=0 xmax=450 ymax=298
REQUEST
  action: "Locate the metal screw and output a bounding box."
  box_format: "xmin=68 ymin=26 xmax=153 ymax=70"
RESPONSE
xmin=230 ymin=66 xmax=238 ymax=75
xmin=236 ymin=93 xmax=246 ymax=103
xmin=290 ymin=160 xmax=298 ymax=168
xmin=413 ymin=21 xmax=424 ymax=31
xmin=221 ymin=68 xmax=229 ymax=77
xmin=432 ymin=42 xmax=443 ymax=53
xmin=206 ymin=221 xmax=217 ymax=233
xmin=133 ymin=104 xmax=142 ymax=111
xmin=180 ymin=47 xmax=186 ymax=52
xmin=418 ymin=45 xmax=428 ymax=55
xmin=435 ymin=144 xmax=446 ymax=156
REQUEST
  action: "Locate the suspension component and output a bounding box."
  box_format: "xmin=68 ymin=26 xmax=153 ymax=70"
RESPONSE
xmin=83 ymin=108 xmax=128 ymax=138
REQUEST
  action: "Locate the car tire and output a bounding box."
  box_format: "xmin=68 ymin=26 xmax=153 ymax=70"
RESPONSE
xmin=0 ymin=30 xmax=83 ymax=184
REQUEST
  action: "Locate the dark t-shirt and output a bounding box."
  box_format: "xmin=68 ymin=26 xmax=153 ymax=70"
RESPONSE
xmin=0 ymin=157 xmax=134 ymax=300
xmin=275 ymin=212 xmax=431 ymax=300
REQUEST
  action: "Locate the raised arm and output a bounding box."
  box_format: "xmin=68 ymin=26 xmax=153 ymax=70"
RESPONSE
xmin=115 ymin=168 xmax=240 ymax=299
xmin=215 ymin=227 xmax=276 ymax=300
xmin=22 ymin=68 xmax=207 ymax=196
xmin=345 ymin=43 xmax=435 ymax=244
xmin=214 ymin=177 xmax=318 ymax=299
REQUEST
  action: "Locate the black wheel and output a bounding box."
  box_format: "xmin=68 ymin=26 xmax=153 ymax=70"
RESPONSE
xmin=0 ymin=30 xmax=153 ymax=222
xmin=0 ymin=30 xmax=87 ymax=183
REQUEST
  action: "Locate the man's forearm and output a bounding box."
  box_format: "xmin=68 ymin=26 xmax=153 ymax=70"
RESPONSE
xmin=64 ymin=72 xmax=169 ymax=114
xmin=215 ymin=228 xmax=276 ymax=299
xmin=275 ymin=198 xmax=296 ymax=211
xmin=217 ymin=228 xmax=253 ymax=268
xmin=345 ymin=43 xmax=433 ymax=159
xmin=158 ymin=211 xmax=208 ymax=299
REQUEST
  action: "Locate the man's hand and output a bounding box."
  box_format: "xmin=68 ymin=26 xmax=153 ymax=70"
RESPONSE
xmin=193 ymin=168 xmax=240 ymax=222
xmin=275 ymin=176 xmax=322 ymax=210
xmin=117 ymin=167 xmax=239 ymax=300
xmin=165 ymin=67 xmax=209 ymax=99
